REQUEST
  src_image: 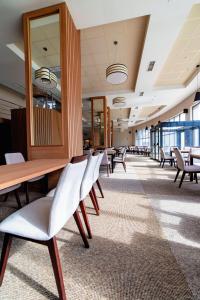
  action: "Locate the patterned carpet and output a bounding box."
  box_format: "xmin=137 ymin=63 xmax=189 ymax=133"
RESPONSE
xmin=0 ymin=155 xmax=199 ymax=299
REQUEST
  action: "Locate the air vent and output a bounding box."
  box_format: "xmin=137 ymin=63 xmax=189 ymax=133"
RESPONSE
xmin=147 ymin=61 xmax=155 ymax=71
xmin=139 ymin=91 xmax=144 ymax=96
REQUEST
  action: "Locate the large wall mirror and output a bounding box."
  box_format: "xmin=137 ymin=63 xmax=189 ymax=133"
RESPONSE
xmin=30 ymin=11 xmax=62 ymax=146
xmin=91 ymin=96 xmax=107 ymax=148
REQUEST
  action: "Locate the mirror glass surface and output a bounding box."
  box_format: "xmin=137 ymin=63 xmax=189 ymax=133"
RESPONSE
xmin=92 ymin=98 xmax=105 ymax=147
xmin=30 ymin=13 xmax=62 ymax=146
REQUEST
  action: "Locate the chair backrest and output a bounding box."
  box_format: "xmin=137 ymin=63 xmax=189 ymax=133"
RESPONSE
xmin=93 ymin=152 xmax=104 ymax=182
xmin=160 ymin=148 xmax=165 ymax=159
xmin=5 ymin=152 xmax=25 ymax=164
xmin=101 ymin=149 xmax=109 ymax=165
xmin=83 ymin=149 xmax=93 ymax=158
xmin=80 ymin=154 xmax=100 ymax=200
xmin=173 ymin=147 xmax=184 ymax=170
xmin=48 ymin=159 xmax=87 ymax=238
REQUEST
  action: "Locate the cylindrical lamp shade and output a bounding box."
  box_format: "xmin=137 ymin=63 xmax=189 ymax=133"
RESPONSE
xmin=113 ymin=97 xmax=126 ymax=107
xmin=106 ymin=64 xmax=128 ymax=84
xmin=35 ymin=67 xmax=57 ymax=90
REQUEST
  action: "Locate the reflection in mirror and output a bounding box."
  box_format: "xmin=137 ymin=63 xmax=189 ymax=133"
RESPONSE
xmin=30 ymin=13 xmax=62 ymax=146
xmin=92 ymin=98 xmax=105 ymax=147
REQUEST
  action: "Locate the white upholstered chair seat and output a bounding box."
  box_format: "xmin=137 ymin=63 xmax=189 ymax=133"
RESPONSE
xmin=0 ymin=184 xmax=21 ymax=195
xmin=47 ymin=188 xmax=56 ymax=197
xmin=113 ymin=157 xmax=123 ymax=162
xmin=0 ymin=197 xmax=53 ymax=240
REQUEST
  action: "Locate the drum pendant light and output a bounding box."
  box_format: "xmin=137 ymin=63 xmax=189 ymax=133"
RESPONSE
xmin=106 ymin=41 xmax=128 ymax=85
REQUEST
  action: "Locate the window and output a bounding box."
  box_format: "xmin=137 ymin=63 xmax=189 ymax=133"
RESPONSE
xmin=135 ymin=128 xmax=150 ymax=147
xmin=193 ymin=103 xmax=200 ymax=120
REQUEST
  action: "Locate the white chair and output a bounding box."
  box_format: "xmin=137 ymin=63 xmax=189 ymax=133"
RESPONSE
xmin=160 ymin=148 xmax=175 ymax=168
xmin=83 ymin=149 xmax=93 ymax=158
xmin=174 ymin=147 xmax=200 ymax=188
xmin=5 ymin=153 xmax=45 ymax=204
xmin=113 ymin=148 xmax=127 ymax=172
xmin=93 ymin=152 xmax=104 ymax=202
xmin=48 ymin=154 xmax=101 ymax=236
xmin=0 ymin=158 xmax=88 ymax=300
xmin=100 ymin=149 xmax=111 ymax=177
xmin=0 ymin=185 xmax=22 ymax=209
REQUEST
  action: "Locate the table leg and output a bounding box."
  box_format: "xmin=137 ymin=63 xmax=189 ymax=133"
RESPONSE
xmin=111 ymin=155 xmax=114 ymax=173
xmin=190 ymin=157 xmax=193 ymax=181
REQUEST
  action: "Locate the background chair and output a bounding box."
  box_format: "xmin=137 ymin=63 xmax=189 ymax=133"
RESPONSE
xmin=160 ymin=148 xmax=175 ymax=168
xmin=0 ymin=185 xmax=22 ymax=209
xmin=93 ymin=152 xmax=104 ymax=201
xmin=100 ymin=149 xmax=111 ymax=177
xmin=0 ymin=158 xmax=88 ymax=300
xmin=113 ymin=148 xmax=127 ymax=172
xmin=174 ymin=147 xmax=200 ymax=188
xmin=5 ymin=153 xmax=45 ymax=204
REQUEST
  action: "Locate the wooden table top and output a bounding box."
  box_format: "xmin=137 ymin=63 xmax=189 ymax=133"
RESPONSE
xmin=0 ymin=159 xmax=68 ymax=190
xmin=190 ymin=153 xmax=200 ymax=159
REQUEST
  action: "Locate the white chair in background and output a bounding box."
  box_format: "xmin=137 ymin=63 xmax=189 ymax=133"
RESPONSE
xmin=5 ymin=153 xmax=45 ymax=204
xmin=0 ymin=185 xmax=22 ymax=209
xmin=100 ymin=149 xmax=111 ymax=177
xmin=93 ymin=152 xmax=104 ymax=202
xmin=160 ymin=148 xmax=175 ymax=168
xmin=0 ymin=158 xmax=88 ymax=300
xmin=174 ymin=147 xmax=200 ymax=188
xmin=113 ymin=148 xmax=127 ymax=172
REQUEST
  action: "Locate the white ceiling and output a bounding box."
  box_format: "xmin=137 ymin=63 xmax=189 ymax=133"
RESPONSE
xmin=0 ymin=0 xmax=200 ymax=127
xmin=66 ymin=0 xmax=200 ymax=127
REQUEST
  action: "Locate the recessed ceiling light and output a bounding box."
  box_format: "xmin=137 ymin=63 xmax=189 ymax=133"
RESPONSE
xmin=147 ymin=61 xmax=155 ymax=71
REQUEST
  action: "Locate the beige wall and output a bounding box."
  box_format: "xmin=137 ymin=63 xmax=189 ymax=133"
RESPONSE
xmin=132 ymin=92 xmax=195 ymax=143
xmin=0 ymin=84 xmax=25 ymax=120
xmin=113 ymin=128 xmax=133 ymax=147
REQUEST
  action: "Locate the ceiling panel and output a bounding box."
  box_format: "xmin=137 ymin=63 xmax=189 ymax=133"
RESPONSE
xmin=156 ymin=4 xmax=200 ymax=87
xmin=81 ymin=15 xmax=149 ymax=95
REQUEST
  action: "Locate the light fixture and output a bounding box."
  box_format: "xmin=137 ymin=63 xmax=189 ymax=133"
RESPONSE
xmin=194 ymin=64 xmax=200 ymax=102
xmin=106 ymin=41 xmax=128 ymax=84
xmin=113 ymin=97 xmax=126 ymax=107
xmin=35 ymin=67 xmax=57 ymax=91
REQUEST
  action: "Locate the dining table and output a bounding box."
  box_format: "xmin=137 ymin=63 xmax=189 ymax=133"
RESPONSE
xmin=0 ymin=159 xmax=68 ymax=190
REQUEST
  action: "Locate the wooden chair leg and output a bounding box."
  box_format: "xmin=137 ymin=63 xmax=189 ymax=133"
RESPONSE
xmin=174 ymin=169 xmax=180 ymax=182
xmin=109 ymin=164 xmax=112 ymax=173
xmin=25 ymin=182 xmax=30 ymax=204
xmin=79 ymin=200 xmax=92 ymax=239
xmin=96 ymin=179 xmax=104 ymax=198
xmin=47 ymin=237 xmax=67 ymax=300
xmin=14 ymin=190 xmax=22 ymax=209
xmin=122 ymin=162 xmax=126 ymax=172
xmin=159 ymin=159 xmax=162 ymax=167
xmin=0 ymin=233 xmax=12 ymax=286
xmin=179 ymin=171 xmax=185 ymax=188
xmin=92 ymin=186 xmax=100 ymax=211
xmin=73 ymin=210 xmax=89 ymax=248
xmin=3 ymin=193 xmax=9 ymax=202
xmin=89 ymin=190 xmax=99 ymax=216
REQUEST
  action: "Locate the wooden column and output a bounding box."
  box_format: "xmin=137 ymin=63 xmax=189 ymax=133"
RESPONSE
xmin=23 ymin=3 xmax=82 ymax=161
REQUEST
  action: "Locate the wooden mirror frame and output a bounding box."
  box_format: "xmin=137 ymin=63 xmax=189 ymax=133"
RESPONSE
xmin=91 ymin=96 xmax=107 ymax=148
xmin=23 ymin=3 xmax=82 ymax=160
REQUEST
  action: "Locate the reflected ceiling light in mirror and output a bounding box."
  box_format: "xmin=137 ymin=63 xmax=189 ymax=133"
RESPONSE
xmin=113 ymin=97 xmax=126 ymax=107
xmin=106 ymin=41 xmax=128 ymax=84
xmin=35 ymin=67 xmax=57 ymax=91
